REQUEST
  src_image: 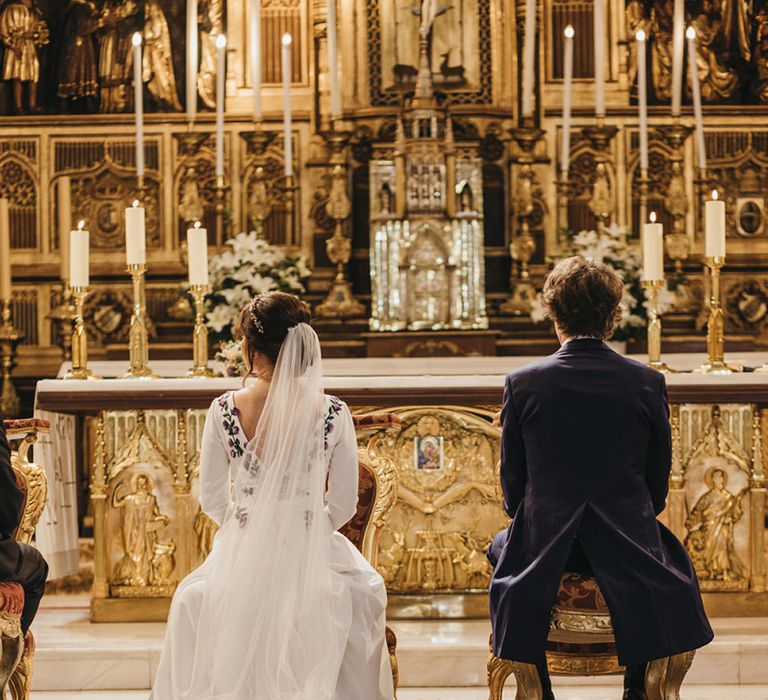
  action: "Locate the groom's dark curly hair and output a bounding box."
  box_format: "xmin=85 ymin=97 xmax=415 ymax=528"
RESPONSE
xmin=542 ymin=256 xmax=623 ymax=340
xmin=235 ymin=292 xmax=311 ymax=370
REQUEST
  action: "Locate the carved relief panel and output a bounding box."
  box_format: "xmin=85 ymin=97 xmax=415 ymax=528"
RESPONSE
xmin=365 ymin=406 xmax=506 ymax=593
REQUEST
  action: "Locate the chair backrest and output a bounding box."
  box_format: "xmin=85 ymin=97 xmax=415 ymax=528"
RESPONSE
xmin=3 ymin=419 xmax=49 ymax=544
xmin=339 ymin=448 xmax=398 ymax=568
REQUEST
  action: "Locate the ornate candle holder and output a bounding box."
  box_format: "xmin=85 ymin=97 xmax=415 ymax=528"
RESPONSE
xmin=658 ymin=120 xmax=692 ymax=272
xmin=643 ymin=280 xmax=673 ymax=373
xmin=0 ymin=298 xmax=22 ymax=416
xmin=694 ymin=257 xmax=738 ymax=374
xmin=501 ymin=122 xmax=544 ymax=315
xmin=187 ymin=284 xmax=220 ymax=378
xmin=121 ymin=264 xmax=156 ymax=379
xmin=316 ymin=125 xmax=364 ymax=318
xmin=556 ymin=173 xmax=570 ymax=250
xmin=581 ymin=122 xmax=618 ymax=233
xmin=637 ymin=168 xmax=650 ymax=238
xmin=62 ymin=286 xmax=100 ymax=381
xmin=48 ymin=284 xmax=76 ymax=360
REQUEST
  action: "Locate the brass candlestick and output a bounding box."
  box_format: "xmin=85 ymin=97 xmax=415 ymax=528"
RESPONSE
xmin=214 ymin=175 xmax=229 ymax=247
xmin=637 ymin=168 xmax=650 ymax=239
xmin=187 ymin=284 xmax=220 ymax=378
xmin=643 ymin=280 xmax=673 ymax=373
xmin=0 ymin=299 xmax=22 ymax=416
xmin=62 ymin=286 xmax=100 ymax=380
xmin=658 ymin=120 xmax=692 ymax=272
xmin=121 ymin=264 xmax=156 ymax=379
xmin=242 ymin=126 xmax=277 ymax=237
xmin=694 ymin=257 xmax=738 ymax=374
xmin=48 ymin=284 xmax=76 ymax=360
xmin=582 ymin=123 xmax=618 ymax=234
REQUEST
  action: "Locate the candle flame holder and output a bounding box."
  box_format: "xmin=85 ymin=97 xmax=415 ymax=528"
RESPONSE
xmin=62 ymin=286 xmax=100 ymax=381
xmin=694 ymin=257 xmax=739 ymax=374
xmin=187 ymin=284 xmax=220 ymax=378
xmin=47 ymin=283 xmax=77 ymax=361
xmin=643 ymin=280 xmax=674 ymax=373
xmin=121 ymin=264 xmax=157 ymax=379
xmin=0 ymin=298 xmax=23 ymax=416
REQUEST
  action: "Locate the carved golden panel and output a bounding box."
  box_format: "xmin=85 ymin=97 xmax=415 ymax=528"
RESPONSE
xmin=365 ymin=406 xmax=506 ymax=593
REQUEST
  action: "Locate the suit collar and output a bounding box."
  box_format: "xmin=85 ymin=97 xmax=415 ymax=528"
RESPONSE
xmin=555 ymin=337 xmax=609 ymax=354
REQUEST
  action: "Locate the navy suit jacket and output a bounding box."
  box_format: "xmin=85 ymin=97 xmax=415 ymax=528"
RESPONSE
xmin=488 ymin=339 xmax=713 ymax=665
xmin=0 ymin=418 xmax=24 ymax=575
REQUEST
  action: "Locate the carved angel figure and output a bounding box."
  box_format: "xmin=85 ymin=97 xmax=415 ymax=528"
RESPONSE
xmin=142 ymin=0 xmax=182 ymax=111
xmin=0 ymin=0 xmax=49 ymax=114
xmin=689 ymin=3 xmax=740 ymax=101
xmin=685 ymin=466 xmax=746 ymax=582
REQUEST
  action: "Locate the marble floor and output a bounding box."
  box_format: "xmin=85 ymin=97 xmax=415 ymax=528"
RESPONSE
xmin=29 ymin=597 xmax=768 ymax=697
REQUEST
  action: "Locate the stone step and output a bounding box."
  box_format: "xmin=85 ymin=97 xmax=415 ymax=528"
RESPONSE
xmin=29 ymin=601 xmax=768 ymax=692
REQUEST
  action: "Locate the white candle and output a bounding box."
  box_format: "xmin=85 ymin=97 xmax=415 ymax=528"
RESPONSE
xmin=521 ymin=0 xmax=536 ymax=117
xmin=561 ymin=25 xmax=574 ymax=175
xmin=250 ymin=0 xmax=262 ymax=121
xmin=705 ymin=190 xmax=726 ymax=259
xmin=58 ymin=177 xmax=72 ymax=282
xmin=643 ymin=211 xmax=664 ymax=281
xmin=0 ymin=198 xmax=10 ymax=299
xmin=186 ymin=0 xmax=198 ymax=122
xmin=671 ymin=0 xmax=684 ymax=116
xmin=687 ymin=26 xmax=707 ymax=170
xmin=282 ymin=33 xmax=293 ymax=177
xmin=326 ymin=0 xmax=341 ymax=120
xmin=132 ymin=33 xmax=145 ymax=178
xmin=187 ymin=222 xmax=209 ymax=286
xmin=636 ymin=30 xmax=649 ymax=171
xmin=125 ymin=200 xmax=146 ymax=266
xmin=593 ymin=0 xmax=606 ymax=118
xmin=215 ymin=34 xmax=227 ymax=179
xmin=70 ymin=221 xmax=89 ymax=289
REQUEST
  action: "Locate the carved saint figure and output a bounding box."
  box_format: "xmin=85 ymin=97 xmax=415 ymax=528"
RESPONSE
xmin=0 ymin=0 xmax=48 ymax=114
xmin=180 ymin=165 xmax=204 ymax=225
xmin=98 ymin=0 xmax=142 ymax=113
xmin=689 ymin=2 xmax=740 ymax=101
xmin=142 ymin=0 xmax=182 ymax=111
xmin=112 ymin=471 xmax=171 ymax=587
xmin=197 ymin=0 xmax=223 ymax=109
xmin=753 ymin=4 xmax=768 ymax=101
xmin=685 ymin=466 xmax=746 ymax=582
xmin=626 ymin=0 xmax=652 ymax=90
xmin=57 ymin=0 xmax=103 ymax=113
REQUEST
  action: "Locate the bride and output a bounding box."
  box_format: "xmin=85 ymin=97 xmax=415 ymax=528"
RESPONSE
xmin=151 ymin=292 xmax=395 ymax=700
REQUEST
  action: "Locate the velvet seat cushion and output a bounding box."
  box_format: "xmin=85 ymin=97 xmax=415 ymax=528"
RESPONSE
xmin=554 ymin=572 xmax=609 ymax=613
xmin=0 ymin=583 xmax=24 ymax=618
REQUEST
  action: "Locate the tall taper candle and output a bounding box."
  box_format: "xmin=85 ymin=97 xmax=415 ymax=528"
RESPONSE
xmin=58 ymin=177 xmax=72 ymax=282
xmin=187 ymin=221 xmax=209 ymax=286
xmin=186 ymin=0 xmax=198 ymax=122
xmin=593 ymin=0 xmax=606 ymax=118
xmin=561 ymin=25 xmax=574 ymax=175
xmin=215 ymin=33 xmax=227 ymax=179
xmin=250 ymin=0 xmax=262 ymax=121
xmin=636 ymin=30 xmax=649 ymax=171
xmin=132 ymin=33 xmax=145 ymax=178
xmin=0 ymin=199 xmax=10 ymax=299
xmin=281 ymin=33 xmax=293 ymax=177
xmin=521 ymin=0 xmax=536 ymax=117
xmin=705 ymin=190 xmax=726 ymax=259
xmin=643 ymin=211 xmax=664 ymax=281
xmin=125 ymin=200 xmax=146 ymax=265
xmin=671 ymin=0 xmax=684 ymax=116
xmin=687 ymin=26 xmax=707 ymax=170
xmin=326 ymin=0 xmax=341 ymax=120
xmin=70 ymin=221 xmax=89 ymax=289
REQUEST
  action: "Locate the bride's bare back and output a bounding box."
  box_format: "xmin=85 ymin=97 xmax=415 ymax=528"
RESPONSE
xmin=232 ymin=382 xmax=270 ymax=443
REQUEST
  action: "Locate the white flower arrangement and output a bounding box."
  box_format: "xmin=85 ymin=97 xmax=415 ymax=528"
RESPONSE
xmin=205 ymin=231 xmax=310 ymax=342
xmin=531 ymin=224 xmax=675 ymax=342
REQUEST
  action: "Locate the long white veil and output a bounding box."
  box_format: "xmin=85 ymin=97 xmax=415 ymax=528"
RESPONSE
xmin=187 ymin=323 xmax=351 ymax=699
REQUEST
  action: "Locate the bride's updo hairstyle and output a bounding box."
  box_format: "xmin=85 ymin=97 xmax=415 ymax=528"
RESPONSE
xmin=234 ymin=292 xmax=311 ymax=374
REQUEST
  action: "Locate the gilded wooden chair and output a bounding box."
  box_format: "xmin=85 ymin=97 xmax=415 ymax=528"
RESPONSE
xmin=487 ymin=571 xmax=696 ymax=700
xmin=1 ymin=419 xmax=49 ymax=700
xmin=346 ymin=412 xmax=401 ymax=695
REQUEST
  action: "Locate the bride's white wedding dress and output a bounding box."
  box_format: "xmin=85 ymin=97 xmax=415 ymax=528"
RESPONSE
xmin=151 ymin=325 xmax=394 ymax=700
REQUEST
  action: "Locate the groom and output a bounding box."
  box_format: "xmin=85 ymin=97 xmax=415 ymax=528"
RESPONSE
xmin=488 ymin=257 xmax=713 ymax=700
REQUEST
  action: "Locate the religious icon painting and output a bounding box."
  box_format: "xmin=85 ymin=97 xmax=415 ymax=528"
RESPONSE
xmin=415 ymin=435 xmax=444 ymax=471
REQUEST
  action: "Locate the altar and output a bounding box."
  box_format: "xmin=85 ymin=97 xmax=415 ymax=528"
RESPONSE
xmin=35 ymin=353 xmax=768 ymax=622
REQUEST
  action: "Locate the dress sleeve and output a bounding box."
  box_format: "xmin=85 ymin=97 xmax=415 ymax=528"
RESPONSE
xmin=325 ymin=403 xmax=359 ymax=531
xmin=199 ymin=400 xmax=232 ymax=526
